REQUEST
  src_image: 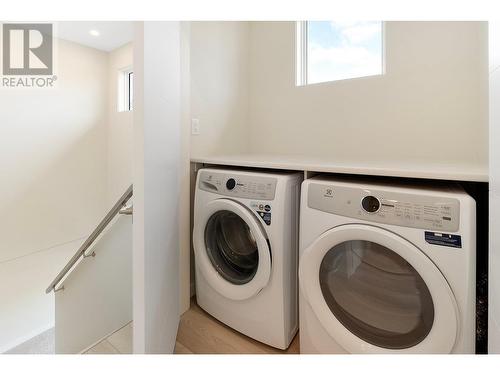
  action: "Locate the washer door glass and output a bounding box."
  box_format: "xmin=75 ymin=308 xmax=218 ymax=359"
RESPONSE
xmin=205 ymin=210 xmax=259 ymax=285
xmin=319 ymin=240 xmax=435 ymax=349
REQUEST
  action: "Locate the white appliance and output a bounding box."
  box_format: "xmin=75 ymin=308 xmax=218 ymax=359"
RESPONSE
xmin=193 ymin=168 xmax=302 ymax=349
xmin=299 ymin=176 xmax=476 ymax=354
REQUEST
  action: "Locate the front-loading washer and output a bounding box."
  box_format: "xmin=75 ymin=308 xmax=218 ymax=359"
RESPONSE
xmin=299 ymin=176 xmax=476 ymax=354
xmin=193 ymin=168 xmax=302 ymax=349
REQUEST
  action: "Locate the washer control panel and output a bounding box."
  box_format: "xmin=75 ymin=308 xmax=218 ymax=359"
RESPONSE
xmin=198 ymin=170 xmax=277 ymax=200
xmin=308 ymin=183 xmax=460 ymax=232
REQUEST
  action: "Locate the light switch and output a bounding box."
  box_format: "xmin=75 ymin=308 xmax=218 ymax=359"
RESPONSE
xmin=191 ymin=118 xmax=200 ymax=135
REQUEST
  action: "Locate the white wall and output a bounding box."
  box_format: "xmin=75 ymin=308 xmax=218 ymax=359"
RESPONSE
xmin=0 ymin=39 xmax=109 ymax=264
xmin=133 ymin=21 xmax=182 ymax=354
xmin=489 ymin=21 xmax=500 ymax=354
xmin=190 ymin=22 xmax=250 ymax=158
xmin=107 ymin=43 xmax=134 ymax=205
xmin=55 ymin=216 xmax=132 ymax=354
xmin=247 ymin=21 xmax=488 ymax=170
xmin=0 ymin=39 xmax=109 ymax=352
xmin=179 ymin=22 xmax=192 ymax=314
xmin=0 ymin=238 xmax=83 ymax=353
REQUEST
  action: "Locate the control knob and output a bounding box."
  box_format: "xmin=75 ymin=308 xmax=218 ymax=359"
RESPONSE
xmin=362 ymin=196 xmax=380 ymax=213
xmin=226 ymin=178 xmax=236 ymax=190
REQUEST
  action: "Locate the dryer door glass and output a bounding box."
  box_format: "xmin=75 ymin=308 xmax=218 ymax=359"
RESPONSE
xmin=205 ymin=210 xmax=260 ymax=285
xmin=319 ymin=240 xmax=435 ymax=349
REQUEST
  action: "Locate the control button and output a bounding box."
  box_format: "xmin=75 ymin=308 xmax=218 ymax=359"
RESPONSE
xmin=226 ymin=178 xmax=236 ymax=190
xmin=362 ymin=196 xmax=380 ymax=213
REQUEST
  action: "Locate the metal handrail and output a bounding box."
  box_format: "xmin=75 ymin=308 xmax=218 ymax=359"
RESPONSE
xmin=45 ymin=185 xmax=133 ymax=294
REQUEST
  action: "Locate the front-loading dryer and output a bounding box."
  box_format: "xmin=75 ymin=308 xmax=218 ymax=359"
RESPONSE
xmin=299 ymin=176 xmax=476 ymax=354
xmin=193 ymin=168 xmax=302 ymax=349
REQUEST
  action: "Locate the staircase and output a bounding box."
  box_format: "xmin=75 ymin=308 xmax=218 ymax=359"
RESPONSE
xmin=46 ymin=186 xmax=134 ymax=354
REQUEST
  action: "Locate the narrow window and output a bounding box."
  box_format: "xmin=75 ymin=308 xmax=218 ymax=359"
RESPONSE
xmin=118 ymin=67 xmax=133 ymax=112
xmin=296 ymin=21 xmax=384 ymax=86
xmin=127 ymin=71 xmax=134 ymax=111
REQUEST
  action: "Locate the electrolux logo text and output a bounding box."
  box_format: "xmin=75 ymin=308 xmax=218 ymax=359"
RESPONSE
xmin=1 ymin=23 xmax=57 ymax=88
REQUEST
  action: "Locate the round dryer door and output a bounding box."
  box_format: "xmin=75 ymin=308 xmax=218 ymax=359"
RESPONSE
xmin=299 ymin=224 xmax=459 ymax=353
xmin=194 ymin=198 xmax=272 ymax=301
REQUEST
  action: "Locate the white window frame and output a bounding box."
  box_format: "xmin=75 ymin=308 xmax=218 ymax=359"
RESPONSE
xmin=127 ymin=71 xmax=133 ymax=111
xmin=118 ymin=66 xmax=133 ymax=112
xmin=295 ymin=21 xmax=308 ymax=86
xmin=295 ymin=21 xmax=385 ymax=87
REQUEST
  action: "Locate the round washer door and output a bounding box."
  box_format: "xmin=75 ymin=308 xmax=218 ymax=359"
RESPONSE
xmin=299 ymin=224 xmax=459 ymax=353
xmin=194 ymin=198 xmax=272 ymax=301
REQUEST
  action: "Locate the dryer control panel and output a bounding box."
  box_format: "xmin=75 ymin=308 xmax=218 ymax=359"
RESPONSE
xmin=198 ymin=170 xmax=277 ymax=200
xmin=308 ymin=183 xmax=460 ymax=232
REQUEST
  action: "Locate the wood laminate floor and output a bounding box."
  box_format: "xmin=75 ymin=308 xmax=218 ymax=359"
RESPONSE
xmin=86 ymin=299 xmax=299 ymax=354
xmin=174 ymin=300 xmax=300 ymax=354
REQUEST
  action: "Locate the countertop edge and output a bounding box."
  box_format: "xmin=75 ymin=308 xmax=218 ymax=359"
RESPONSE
xmin=190 ymin=156 xmax=489 ymax=183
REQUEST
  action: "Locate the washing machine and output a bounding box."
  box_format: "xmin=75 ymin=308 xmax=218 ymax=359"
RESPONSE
xmin=299 ymin=176 xmax=476 ymax=354
xmin=193 ymin=168 xmax=302 ymax=349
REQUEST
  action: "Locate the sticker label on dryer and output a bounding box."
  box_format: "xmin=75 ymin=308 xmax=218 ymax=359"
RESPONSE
xmin=424 ymin=231 xmax=462 ymax=248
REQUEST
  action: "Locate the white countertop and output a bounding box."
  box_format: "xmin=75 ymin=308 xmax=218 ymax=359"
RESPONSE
xmin=191 ymin=154 xmax=488 ymax=182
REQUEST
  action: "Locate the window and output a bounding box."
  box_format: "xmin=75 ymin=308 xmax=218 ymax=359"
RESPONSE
xmin=118 ymin=67 xmax=133 ymax=112
xmin=127 ymin=71 xmax=134 ymax=111
xmin=296 ymin=21 xmax=384 ymax=86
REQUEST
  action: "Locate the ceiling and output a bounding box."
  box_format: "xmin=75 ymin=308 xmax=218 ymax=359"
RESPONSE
xmin=56 ymin=21 xmax=134 ymax=52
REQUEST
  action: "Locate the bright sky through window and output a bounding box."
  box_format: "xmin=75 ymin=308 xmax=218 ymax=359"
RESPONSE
xmin=306 ymin=21 xmax=383 ymax=84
